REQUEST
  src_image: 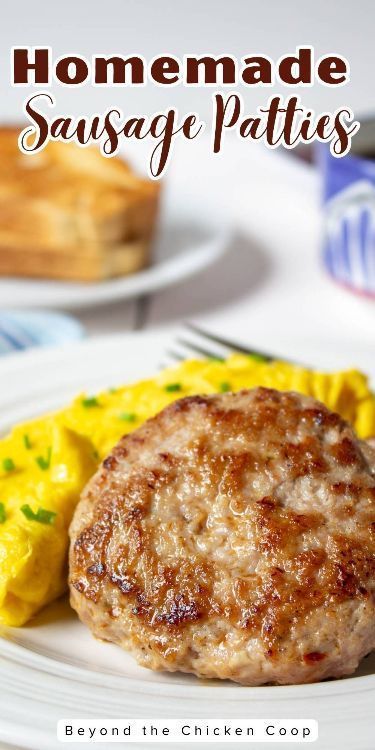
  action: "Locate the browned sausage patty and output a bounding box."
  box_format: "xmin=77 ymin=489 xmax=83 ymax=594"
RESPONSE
xmin=69 ymin=388 xmax=375 ymax=685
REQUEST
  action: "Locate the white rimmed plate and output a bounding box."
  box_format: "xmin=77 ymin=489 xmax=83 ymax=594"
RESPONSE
xmin=0 ymin=202 xmax=232 ymax=311
xmin=0 ymin=331 xmax=374 ymax=750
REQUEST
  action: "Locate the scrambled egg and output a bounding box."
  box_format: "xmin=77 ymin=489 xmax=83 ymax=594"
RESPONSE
xmin=1 ymin=354 xmax=374 ymax=627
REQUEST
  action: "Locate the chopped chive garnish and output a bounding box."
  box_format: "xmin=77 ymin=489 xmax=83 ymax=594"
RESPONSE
xmin=0 ymin=503 xmax=6 ymax=523
xmin=108 ymin=387 xmax=118 ymax=394
xmin=35 ymin=447 xmax=52 ymax=471
xmin=208 ymin=356 xmax=225 ymax=363
xmin=118 ymin=412 xmax=137 ymax=422
xmin=165 ymin=383 xmax=182 ymax=393
xmin=23 ymin=434 xmax=32 ymax=450
xmin=81 ymin=396 xmax=100 ymax=408
xmin=249 ymin=353 xmax=269 ymax=363
xmin=20 ymin=504 xmax=56 ymax=525
xmin=220 ymin=381 xmax=231 ymax=392
xmin=2 ymin=457 xmax=15 ymax=472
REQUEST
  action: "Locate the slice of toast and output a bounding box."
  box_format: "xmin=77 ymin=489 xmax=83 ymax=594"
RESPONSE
xmin=0 ymin=128 xmax=161 ymax=282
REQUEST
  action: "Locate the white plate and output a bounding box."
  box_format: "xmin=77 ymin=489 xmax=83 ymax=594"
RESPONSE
xmin=0 ymin=207 xmax=231 ymax=311
xmin=0 ymin=331 xmax=374 ymax=750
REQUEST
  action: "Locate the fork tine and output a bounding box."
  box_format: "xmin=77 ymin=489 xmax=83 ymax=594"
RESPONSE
xmin=176 ymin=337 xmax=225 ymax=361
xmin=165 ymin=348 xmax=187 ymax=362
xmin=159 ymin=347 xmax=193 ymax=370
xmin=184 ymin=323 xmax=275 ymax=361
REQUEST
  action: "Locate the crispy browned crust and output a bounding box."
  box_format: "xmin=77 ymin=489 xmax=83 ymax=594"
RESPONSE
xmin=0 ymin=127 xmax=160 ymax=281
xmin=69 ymin=388 xmax=375 ymax=683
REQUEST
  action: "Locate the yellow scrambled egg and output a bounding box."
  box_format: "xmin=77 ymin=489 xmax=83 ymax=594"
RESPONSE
xmin=0 ymin=354 xmax=374 ymax=627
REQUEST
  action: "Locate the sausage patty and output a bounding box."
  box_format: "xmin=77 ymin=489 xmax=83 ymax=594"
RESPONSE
xmin=69 ymin=388 xmax=375 ymax=685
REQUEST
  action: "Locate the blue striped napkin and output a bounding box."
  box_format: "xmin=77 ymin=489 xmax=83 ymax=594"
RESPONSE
xmin=0 ymin=311 xmax=85 ymax=355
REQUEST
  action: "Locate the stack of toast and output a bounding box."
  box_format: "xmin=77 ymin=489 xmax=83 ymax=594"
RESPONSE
xmin=0 ymin=128 xmax=160 ymax=282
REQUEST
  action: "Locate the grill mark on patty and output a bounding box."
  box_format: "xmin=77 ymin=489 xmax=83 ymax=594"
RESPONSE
xmin=303 ymin=651 xmax=326 ymax=664
xmin=302 ymin=407 xmax=342 ymax=429
xmin=114 ymin=560 xmax=214 ymax=630
xmin=330 ymin=437 xmax=363 ymax=466
xmin=236 ymin=549 xmax=328 ymax=653
xmin=156 ymin=595 xmax=203 ymax=626
xmin=168 ymin=394 xmax=211 ymax=414
xmin=282 ymin=438 xmax=328 ymax=477
xmin=253 ymin=497 xmax=323 ymax=553
xmin=103 ymin=455 xmax=118 ymax=471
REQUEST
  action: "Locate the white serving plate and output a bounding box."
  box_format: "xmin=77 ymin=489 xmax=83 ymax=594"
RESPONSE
xmin=0 ymin=196 xmax=231 ymax=311
xmin=0 ymin=331 xmax=374 ymax=750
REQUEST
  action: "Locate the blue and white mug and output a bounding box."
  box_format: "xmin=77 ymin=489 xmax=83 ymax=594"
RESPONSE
xmin=319 ymin=118 xmax=375 ymax=299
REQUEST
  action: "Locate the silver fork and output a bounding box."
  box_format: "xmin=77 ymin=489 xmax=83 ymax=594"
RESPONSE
xmin=164 ymin=323 xmax=282 ymax=367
